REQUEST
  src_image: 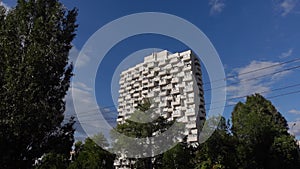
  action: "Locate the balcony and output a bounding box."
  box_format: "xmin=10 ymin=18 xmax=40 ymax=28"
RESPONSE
xmin=183 ymin=75 xmax=192 ymax=82
xmin=170 ymin=58 xmax=179 ymax=64
xmin=160 ymin=102 xmax=167 ymax=107
xmin=153 ymin=67 xmax=160 ymax=71
xmin=181 ymin=107 xmax=187 ymax=111
xmin=185 ymin=86 xmax=193 ymax=92
xmin=136 ymin=75 xmax=142 ymax=80
xmin=186 ymin=122 xmax=196 ymax=128
xmin=118 ymin=97 xmax=124 ymax=102
xmin=182 ymin=55 xmax=191 ymax=61
xmin=173 ymin=110 xmax=183 ymax=117
xmin=159 ymin=79 xmax=167 ymax=85
xmin=142 ymin=70 xmax=149 ymax=75
xmin=119 ymin=88 xmax=125 ymax=93
xmin=153 ymin=76 xmax=160 ymax=81
xmin=186 ymin=109 xmax=195 ymax=116
xmin=158 ymin=60 xmax=167 ymax=66
xmin=117 ymin=107 xmax=123 ymax=112
xmin=126 ymin=76 xmax=132 ymax=81
xmin=147 ymin=92 xmax=154 ymax=98
xmin=165 ymin=84 xmax=172 ymax=90
xmin=133 ymin=83 xmax=140 ymax=88
xmin=152 ymin=87 xmax=158 ymax=92
xmin=183 ymin=65 xmax=192 ymax=71
xmin=161 ymin=85 xmax=167 ymax=90
xmin=158 ymin=70 xmax=167 ymax=76
xmin=187 ymin=134 xmax=198 ymax=142
xmin=187 ymin=98 xmax=194 ymax=104
xmin=148 ymin=62 xmax=155 ymax=68
xmin=171 ymin=77 xmax=179 ymax=83
xmin=133 ymin=73 xmax=139 ymax=79
xmin=119 ymin=78 xmax=125 ymax=84
xmin=170 ymin=67 xmax=180 ymax=73
xmin=177 ymin=62 xmax=184 ymax=67
xmin=165 ymin=75 xmax=172 ymax=79
xmin=133 ymin=93 xmax=139 ymax=97
xmin=172 ymin=99 xmax=181 ymax=106
xmin=178 ymin=72 xmax=185 ymax=77
xmin=116 ymin=118 xmax=123 ymax=124
xmin=128 ymin=99 xmax=134 ymax=104
xmin=166 ymin=96 xmax=173 ymax=100
xmin=148 ymin=81 xmax=154 ymax=87
xmin=142 ymin=90 xmax=148 ymax=95
xmin=171 ymin=88 xmax=180 ymax=94
xmin=147 ymin=72 xmax=155 ymax=78
xmin=159 ymin=91 xmax=167 ymax=96
xmin=165 ymin=64 xmax=172 ymax=70
xmin=142 ymin=79 xmax=149 ymax=84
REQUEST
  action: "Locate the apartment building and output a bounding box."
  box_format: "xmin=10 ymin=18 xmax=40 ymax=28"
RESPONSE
xmin=117 ymin=50 xmax=205 ymax=141
xmin=115 ymin=50 xmax=205 ymax=168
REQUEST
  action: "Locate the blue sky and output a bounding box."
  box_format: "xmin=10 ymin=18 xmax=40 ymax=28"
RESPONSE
xmin=2 ymin=0 xmax=300 ymax=139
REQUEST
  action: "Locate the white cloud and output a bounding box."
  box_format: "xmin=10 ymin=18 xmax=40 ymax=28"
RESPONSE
xmin=279 ymin=48 xmax=293 ymax=58
xmin=209 ymin=0 xmax=225 ymax=15
xmin=289 ymin=109 xmax=300 ymax=114
xmin=68 ymin=45 xmax=90 ymax=68
xmin=64 ymin=80 xmax=97 ymax=137
xmin=65 ymin=44 xmax=114 ymax=141
xmin=65 ymin=81 xmax=116 ymax=141
xmin=288 ymin=121 xmax=300 ymax=137
xmin=0 ymin=1 xmax=10 ymax=11
xmin=227 ymin=60 xmax=291 ymax=99
xmin=71 ymin=82 xmax=96 ymax=113
xmin=279 ymin=0 xmax=298 ymax=16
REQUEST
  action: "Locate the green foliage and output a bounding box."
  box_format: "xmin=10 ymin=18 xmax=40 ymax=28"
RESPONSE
xmin=0 ymin=0 xmax=77 ymax=168
xmin=231 ymin=94 xmax=300 ymax=169
xmin=68 ymin=137 xmax=115 ymax=169
xmin=112 ymin=94 xmax=300 ymax=169
xmin=193 ymin=117 xmax=237 ymax=169
xmin=112 ymin=101 xmax=177 ymax=169
xmin=35 ymin=153 xmax=69 ymax=169
xmin=161 ymin=140 xmax=194 ymax=169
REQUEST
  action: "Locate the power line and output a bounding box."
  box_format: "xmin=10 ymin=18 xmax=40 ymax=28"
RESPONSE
xmin=65 ymin=58 xmax=300 ymax=120
xmin=204 ymin=64 xmax=300 ymax=91
xmin=65 ymin=84 xmax=300 ymax=123
xmin=65 ymin=59 xmax=300 ymax=123
xmin=64 ymin=105 xmax=117 ymax=117
xmin=65 ymin=110 xmax=118 ymax=119
xmin=202 ymin=57 xmax=300 ymax=86
xmin=66 ymin=85 xmax=300 ymax=122
xmin=206 ymin=89 xmax=300 ymax=111
xmin=69 ymin=88 xmax=300 ymax=123
xmin=204 ymin=82 xmax=300 ymax=106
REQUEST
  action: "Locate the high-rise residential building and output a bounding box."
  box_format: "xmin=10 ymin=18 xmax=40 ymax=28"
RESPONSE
xmin=115 ymin=50 xmax=205 ymax=168
xmin=117 ymin=50 xmax=205 ymax=141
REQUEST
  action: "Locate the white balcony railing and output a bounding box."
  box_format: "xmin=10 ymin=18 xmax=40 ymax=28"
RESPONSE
xmin=173 ymin=110 xmax=182 ymax=117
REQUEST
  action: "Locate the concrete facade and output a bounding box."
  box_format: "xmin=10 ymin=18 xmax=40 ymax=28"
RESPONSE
xmin=115 ymin=50 xmax=205 ymax=168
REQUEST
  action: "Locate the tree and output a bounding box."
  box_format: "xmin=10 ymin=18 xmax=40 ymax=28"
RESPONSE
xmin=34 ymin=153 xmax=70 ymax=169
xmin=231 ymin=94 xmax=300 ymax=169
xmin=67 ymin=135 xmax=115 ymax=169
xmin=0 ymin=0 xmax=78 ymax=168
xmin=193 ymin=117 xmax=237 ymax=169
xmin=112 ymin=100 xmax=178 ymax=169
xmin=161 ymin=137 xmax=194 ymax=169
